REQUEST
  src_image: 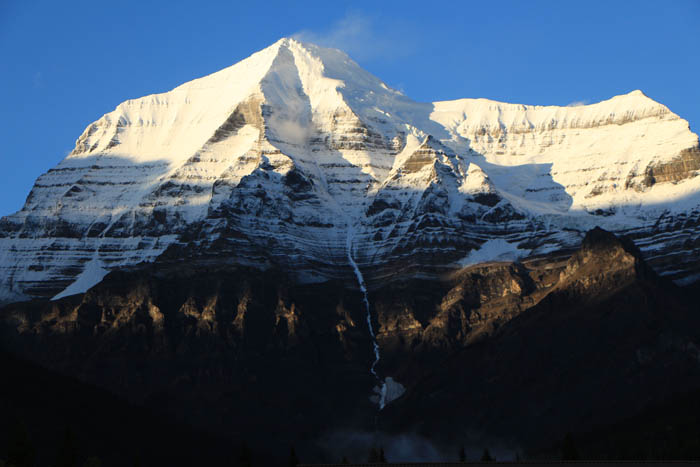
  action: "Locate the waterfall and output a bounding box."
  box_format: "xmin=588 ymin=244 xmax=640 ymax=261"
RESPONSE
xmin=346 ymin=225 xmax=388 ymax=410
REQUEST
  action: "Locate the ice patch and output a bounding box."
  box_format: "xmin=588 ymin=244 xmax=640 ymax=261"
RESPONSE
xmin=383 ymin=377 xmax=406 ymax=404
xmin=458 ymin=239 xmax=529 ymax=267
xmin=52 ymin=256 xmax=109 ymax=300
xmin=370 ymin=377 xmax=406 ymax=407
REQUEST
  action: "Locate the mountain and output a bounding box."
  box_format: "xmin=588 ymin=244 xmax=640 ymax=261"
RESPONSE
xmin=1 ymin=38 xmax=699 ymax=304
xmin=2 ymin=228 xmax=700 ymax=462
xmin=2 ymin=38 xmax=700 ymax=462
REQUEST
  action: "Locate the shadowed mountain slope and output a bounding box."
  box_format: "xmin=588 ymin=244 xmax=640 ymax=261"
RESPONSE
xmin=2 ymin=228 xmax=700 ymax=461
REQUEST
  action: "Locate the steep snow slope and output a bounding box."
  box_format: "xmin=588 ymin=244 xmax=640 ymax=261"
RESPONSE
xmin=1 ymin=38 xmax=699 ymax=303
xmin=431 ymin=91 xmax=698 ymax=212
xmin=426 ymin=92 xmax=700 ymax=283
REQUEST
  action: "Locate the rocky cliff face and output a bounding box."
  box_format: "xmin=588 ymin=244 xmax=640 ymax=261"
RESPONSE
xmin=384 ymin=228 xmax=700 ymax=448
xmin=3 ymin=228 xmax=699 ymax=452
xmin=1 ymin=266 xmax=379 ymax=440
xmin=1 ymin=39 xmax=699 ymax=304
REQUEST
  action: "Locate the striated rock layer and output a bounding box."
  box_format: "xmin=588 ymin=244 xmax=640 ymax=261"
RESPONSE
xmin=2 ymin=228 xmax=700 ymax=451
xmin=1 ymin=38 xmax=699 ymax=303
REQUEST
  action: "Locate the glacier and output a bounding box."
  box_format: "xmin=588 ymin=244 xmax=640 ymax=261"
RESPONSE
xmin=1 ymin=37 xmax=699 ymax=303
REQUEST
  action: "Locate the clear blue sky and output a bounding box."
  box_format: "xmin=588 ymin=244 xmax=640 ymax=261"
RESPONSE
xmin=1 ymin=0 xmax=698 ymax=217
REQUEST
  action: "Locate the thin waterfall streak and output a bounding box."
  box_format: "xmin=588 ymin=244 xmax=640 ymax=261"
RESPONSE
xmin=346 ymin=224 xmax=387 ymax=410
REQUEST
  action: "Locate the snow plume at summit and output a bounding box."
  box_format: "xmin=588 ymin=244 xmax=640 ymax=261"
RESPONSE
xmin=291 ymin=12 xmax=417 ymax=62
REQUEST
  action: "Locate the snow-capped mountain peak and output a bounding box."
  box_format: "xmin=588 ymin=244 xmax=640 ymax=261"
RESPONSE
xmin=1 ymin=39 xmax=699 ymax=303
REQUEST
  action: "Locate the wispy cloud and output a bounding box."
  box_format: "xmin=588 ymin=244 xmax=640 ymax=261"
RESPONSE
xmin=566 ymin=99 xmax=589 ymax=107
xmin=32 ymin=71 xmax=43 ymax=89
xmin=292 ymin=11 xmax=417 ymax=63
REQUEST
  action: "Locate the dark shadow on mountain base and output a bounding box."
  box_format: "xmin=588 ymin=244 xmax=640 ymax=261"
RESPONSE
xmin=0 ymin=267 xmax=384 ymax=465
xmin=0 ymin=347 xmax=241 ymax=467
xmin=534 ymin=385 xmax=700 ymax=460
xmin=2 ymin=229 xmax=700 ymax=463
xmin=380 ymin=229 xmax=700 ymax=455
xmin=313 ymin=429 xmax=520 ymax=463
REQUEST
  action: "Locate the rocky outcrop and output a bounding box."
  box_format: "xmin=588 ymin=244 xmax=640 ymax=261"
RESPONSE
xmin=0 ymin=266 xmax=383 ymax=444
xmin=645 ymin=145 xmax=700 ymax=186
xmin=3 ymin=228 xmax=699 ymax=453
xmin=384 ymin=228 xmax=700 ymax=449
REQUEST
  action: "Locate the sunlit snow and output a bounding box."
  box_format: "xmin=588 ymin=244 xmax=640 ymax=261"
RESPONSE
xmin=52 ymin=256 xmax=109 ymax=300
xmin=1 ymin=37 xmax=699 ymax=304
xmin=458 ymin=239 xmax=530 ymax=267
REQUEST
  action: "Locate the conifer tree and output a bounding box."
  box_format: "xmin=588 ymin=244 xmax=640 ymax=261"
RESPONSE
xmin=481 ymin=448 xmax=494 ymax=462
xmin=562 ymin=432 xmax=579 ymax=460
xmin=83 ymin=457 xmax=102 ymax=467
xmin=237 ymin=441 xmax=252 ymax=467
xmin=55 ymin=427 xmax=78 ymax=467
xmin=378 ymin=446 xmax=387 ymax=463
xmin=288 ymin=446 xmax=299 ymax=467
xmin=340 ymin=455 xmax=349 ymax=464
xmin=459 ymin=445 xmax=466 ymax=462
xmin=6 ymin=418 xmax=35 ymax=467
xmin=367 ymin=446 xmax=380 ymax=463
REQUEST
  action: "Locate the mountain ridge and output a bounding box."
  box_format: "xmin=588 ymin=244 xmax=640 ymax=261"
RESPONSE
xmin=1 ymin=37 xmax=699 ymax=303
